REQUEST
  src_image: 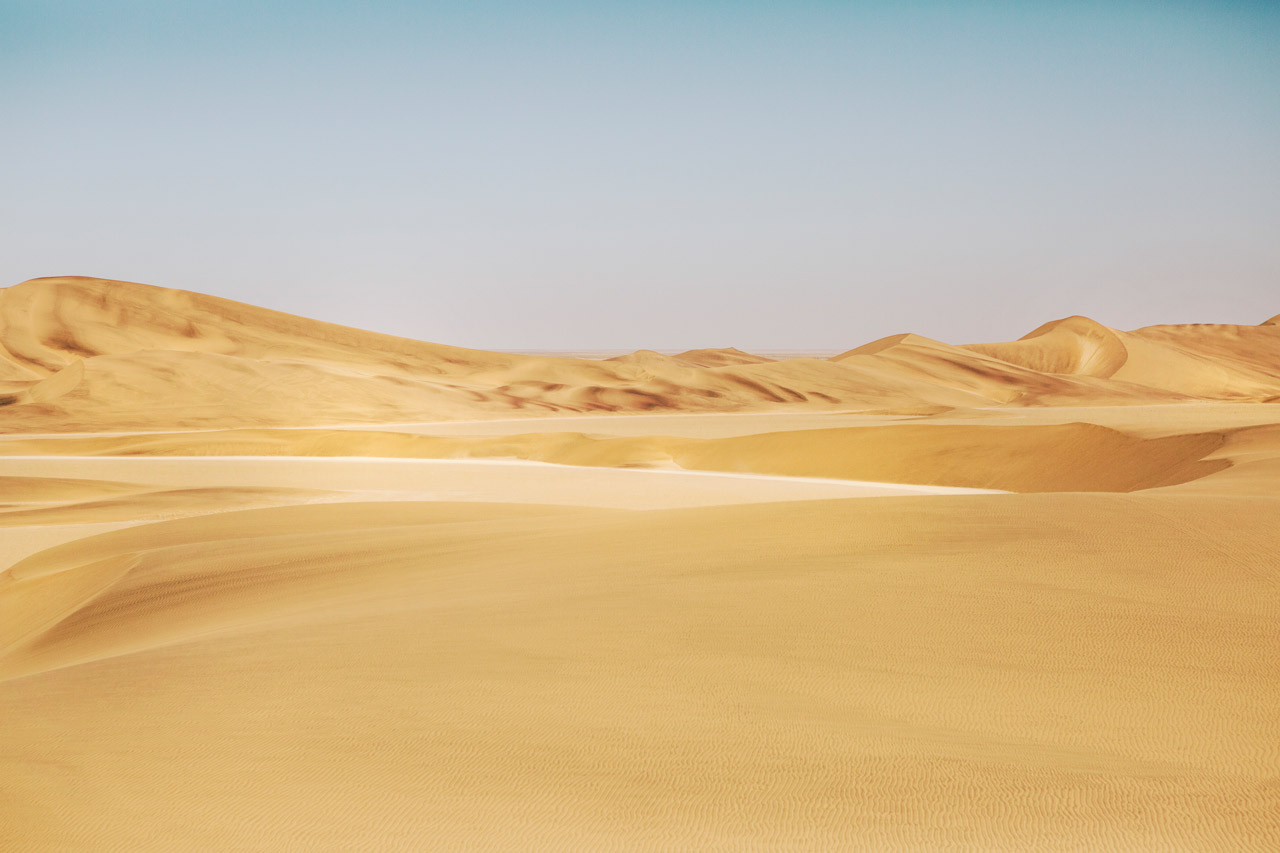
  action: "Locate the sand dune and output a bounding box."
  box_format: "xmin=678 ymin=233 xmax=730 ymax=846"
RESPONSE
xmin=0 ymin=420 xmax=1230 ymax=493
xmin=2 ymin=457 xmax=961 ymax=583
xmin=964 ymin=315 xmax=1130 ymax=376
xmin=672 ymin=346 xmax=777 ymax=367
xmin=0 ymin=474 xmax=145 ymax=503
xmin=2 ymin=276 xmax=1279 ymax=850
xmin=0 ymin=485 xmax=334 ymax=527
xmin=3 ymin=494 xmax=1277 ymax=850
xmin=4 ymin=277 xmax=1279 ymax=431
xmin=0 ymin=456 xmax=988 ymax=520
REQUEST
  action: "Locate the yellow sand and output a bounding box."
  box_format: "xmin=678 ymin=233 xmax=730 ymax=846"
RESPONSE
xmin=4 ymin=277 xmax=1280 ymax=432
xmin=2 ymin=276 xmax=1278 ymax=850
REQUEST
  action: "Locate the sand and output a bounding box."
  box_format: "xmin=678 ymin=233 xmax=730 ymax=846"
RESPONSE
xmin=5 ymin=277 xmax=1280 ymax=433
xmin=2 ymin=277 xmax=1278 ymax=850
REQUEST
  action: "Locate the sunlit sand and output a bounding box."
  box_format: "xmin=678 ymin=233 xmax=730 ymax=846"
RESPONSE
xmin=2 ymin=277 xmax=1277 ymax=850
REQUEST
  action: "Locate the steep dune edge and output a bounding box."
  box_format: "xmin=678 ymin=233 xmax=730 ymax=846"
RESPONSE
xmin=963 ymin=316 xmax=1129 ymax=377
xmin=962 ymin=314 xmax=1280 ymax=400
xmin=0 ymin=553 xmax=140 ymax=663
xmin=0 ymin=502 xmax=602 ymax=681
xmin=829 ymin=331 xmax=1136 ymax=406
xmin=0 ymin=423 xmax=1228 ymax=493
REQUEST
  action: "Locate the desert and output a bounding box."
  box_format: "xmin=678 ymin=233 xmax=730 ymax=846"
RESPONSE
xmin=1 ymin=275 xmax=1277 ymax=850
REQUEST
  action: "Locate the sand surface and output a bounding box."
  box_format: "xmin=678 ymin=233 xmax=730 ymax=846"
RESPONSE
xmin=2 ymin=277 xmax=1278 ymax=850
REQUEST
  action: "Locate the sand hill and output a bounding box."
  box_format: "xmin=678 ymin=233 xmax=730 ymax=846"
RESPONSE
xmin=2 ymin=276 xmax=1278 ymax=850
xmin=3 ymin=276 xmax=1279 ymax=431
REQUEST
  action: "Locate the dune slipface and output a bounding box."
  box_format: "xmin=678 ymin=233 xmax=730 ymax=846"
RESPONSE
xmin=1 ymin=277 xmax=1278 ymax=851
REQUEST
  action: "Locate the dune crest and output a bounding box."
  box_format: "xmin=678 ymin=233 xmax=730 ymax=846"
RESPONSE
xmin=964 ymin=315 xmax=1129 ymax=377
xmin=673 ymin=346 xmax=776 ymax=366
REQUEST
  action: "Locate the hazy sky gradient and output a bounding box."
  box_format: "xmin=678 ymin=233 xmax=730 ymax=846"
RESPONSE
xmin=3 ymin=1 xmax=1277 ymax=350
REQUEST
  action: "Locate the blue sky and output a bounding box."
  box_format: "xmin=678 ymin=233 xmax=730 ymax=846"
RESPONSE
xmin=3 ymin=1 xmax=1277 ymax=349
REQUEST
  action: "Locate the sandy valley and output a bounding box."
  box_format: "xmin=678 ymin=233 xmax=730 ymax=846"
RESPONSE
xmin=2 ymin=277 xmax=1278 ymax=850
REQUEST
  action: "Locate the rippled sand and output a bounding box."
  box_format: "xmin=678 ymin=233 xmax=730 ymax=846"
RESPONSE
xmin=3 ymin=277 xmax=1278 ymax=850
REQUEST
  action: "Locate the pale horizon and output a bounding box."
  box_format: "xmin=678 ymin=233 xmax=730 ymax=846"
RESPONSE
xmin=4 ymin=1 xmax=1277 ymax=350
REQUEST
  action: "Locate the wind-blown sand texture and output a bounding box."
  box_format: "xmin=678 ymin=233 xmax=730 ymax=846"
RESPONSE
xmin=2 ymin=277 xmax=1278 ymax=851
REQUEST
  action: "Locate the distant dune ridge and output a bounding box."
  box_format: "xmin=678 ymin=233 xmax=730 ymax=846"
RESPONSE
xmin=2 ymin=276 xmax=1279 ymax=432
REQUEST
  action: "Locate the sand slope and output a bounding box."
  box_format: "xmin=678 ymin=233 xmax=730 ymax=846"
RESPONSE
xmin=3 ymin=494 xmax=1277 ymax=850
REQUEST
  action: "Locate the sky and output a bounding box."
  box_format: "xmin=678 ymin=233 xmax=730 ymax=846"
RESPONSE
xmin=2 ymin=1 xmax=1278 ymax=351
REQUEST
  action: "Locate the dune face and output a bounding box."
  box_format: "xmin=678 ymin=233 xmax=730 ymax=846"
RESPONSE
xmin=964 ymin=315 xmax=1129 ymax=377
xmin=3 ymin=277 xmax=1279 ymax=851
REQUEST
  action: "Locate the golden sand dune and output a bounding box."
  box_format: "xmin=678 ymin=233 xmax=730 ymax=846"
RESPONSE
xmin=2 ymin=276 xmax=1279 ymax=850
xmin=0 ymin=474 xmax=145 ymax=503
xmin=671 ymin=346 xmax=777 ymax=367
xmin=0 ymin=420 xmax=1230 ymax=492
xmin=3 ymin=276 xmax=1279 ymax=431
xmin=0 ymin=275 xmax=516 ymax=381
xmin=968 ymin=314 xmax=1280 ymax=399
xmin=2 ymin=495 xmax=1277 ymax=849
xmin=0 ymin=485 xmax=334 ymax=527
xmin=964 ymin=315 xmax=1130 ymax=377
